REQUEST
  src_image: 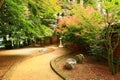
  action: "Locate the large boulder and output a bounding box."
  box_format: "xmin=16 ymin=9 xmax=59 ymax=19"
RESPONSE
xmin=65 ymin=58 xmax=77 ymax=70
xmin=74 ymin=54 xmax=84 ymax=64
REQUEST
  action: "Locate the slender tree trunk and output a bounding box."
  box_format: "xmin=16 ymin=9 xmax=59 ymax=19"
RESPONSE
xmin=108 ymin=49 xmax=116 ymax=75
xmin=105 ymin=24 xmax=116 ymax=75
xmin=0 ymin=0 xmax=4 ymax=8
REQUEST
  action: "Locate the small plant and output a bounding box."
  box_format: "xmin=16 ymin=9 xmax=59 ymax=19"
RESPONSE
xmin=74 ymin=54 xmax=84 ymax=64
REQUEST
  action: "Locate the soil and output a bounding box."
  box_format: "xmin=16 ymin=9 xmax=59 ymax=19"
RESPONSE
xmin=55 ymin=52 xmax=120 ymax=80
xmin=1 ymin=44 xmax=120 ymax=80
xmin=0 ymin=45 xmax=55 ymax=80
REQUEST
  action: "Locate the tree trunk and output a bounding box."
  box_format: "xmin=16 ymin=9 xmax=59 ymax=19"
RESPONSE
xmin=0 ymin=0 xmax=4 ymax=8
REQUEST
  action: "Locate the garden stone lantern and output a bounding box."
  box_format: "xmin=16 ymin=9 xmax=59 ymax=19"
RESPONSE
xmin=58 ymin=37 xmax=63 ymax=47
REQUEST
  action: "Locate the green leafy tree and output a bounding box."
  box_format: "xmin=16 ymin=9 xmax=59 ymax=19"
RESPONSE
xmin=84 ymin=0 xmax=97 ymax=7
xmin=101 ymin=0 xmax=120 ymax=74
xmin=0 ymin=0 xmax=30 ymax=48
xmin=0 ymin=0 xmax=61 ymax=48
xmin=57 ymin=4 xmax=102 ymax=50
xmin=28 ymin=0 xmax=61 ymax=34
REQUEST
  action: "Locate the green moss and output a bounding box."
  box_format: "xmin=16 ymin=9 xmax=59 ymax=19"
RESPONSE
xmin=74 ymin=54 xmax=84 ymax=64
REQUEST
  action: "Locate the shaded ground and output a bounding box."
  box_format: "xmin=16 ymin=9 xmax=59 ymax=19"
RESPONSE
xmin=0 ymin=56 xmax=25 ymax=80
xmin=55 ymin=52 xmax=120 ymax=80
xmin=0 ymin=45 xmax=55 ymax=80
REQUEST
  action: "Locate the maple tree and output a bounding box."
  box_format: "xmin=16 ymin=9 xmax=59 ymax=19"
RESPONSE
xmin=56 ymin=3 xmax=102 ymax=47
xmin=101 ymin=0 xmax=120 ymax=75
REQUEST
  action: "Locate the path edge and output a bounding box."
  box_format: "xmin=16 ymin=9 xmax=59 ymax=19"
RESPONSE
xmin=50 ymin=51 xmax=75 ymax=80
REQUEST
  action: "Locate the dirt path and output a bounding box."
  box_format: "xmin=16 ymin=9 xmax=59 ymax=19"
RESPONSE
xmin=2 ymin=47 xmax=68 ymax=80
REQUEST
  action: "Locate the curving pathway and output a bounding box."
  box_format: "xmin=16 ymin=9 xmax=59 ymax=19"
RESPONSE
xmin=2 ymin=46 xmax=69 ymax=80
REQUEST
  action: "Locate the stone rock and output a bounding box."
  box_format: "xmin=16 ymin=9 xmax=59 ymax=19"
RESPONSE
xmin=65 ymin=58 xmax=77 ymax=70
xmin=39 ymin=48 xmax=47 ymax=53
xmin=74 ymin=54 xmax=84 ymax=64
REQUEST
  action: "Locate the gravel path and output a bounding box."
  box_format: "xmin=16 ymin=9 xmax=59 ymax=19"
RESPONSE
xmin=2 ymin=46 xmax=68 ymax=80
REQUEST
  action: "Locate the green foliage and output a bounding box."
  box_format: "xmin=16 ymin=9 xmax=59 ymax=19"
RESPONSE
xmin=74 ymin=54 xmax=84 ymax=64
xmin=77 ymin=0 xmax=80 ymax=3
xmin=0 ymin=0 xmax=27 ymax=35
xmin=84 ymin=0 xmax=97 ymax=8
xmin=28 ymin=0 xmax=61 ymax=19
xmin=64 ymin=25 xmax=80 ymax=42
xmin=63 ymin=5 xmax=102 ymax=49
xmin=28 ymin=0 xmax=61 ymax=37
xmin=64 ymin=25 xmax=101 ymax=49
xmin=101 ymin=0 xmax=120 ymax=75
xmin=62 ymin=0 xmax=67 ymax=2
xmin=0 ymin=0 xmax=61 ymax=48
xmin=40 ymin=25 xmax=53 ymax=37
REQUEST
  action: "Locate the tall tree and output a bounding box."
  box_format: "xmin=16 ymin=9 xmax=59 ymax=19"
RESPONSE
xmin=0 ymin=0 xmax=61 ymax=48
xmin=28 ymin=0 xmax=61 ymax=32
xmin=0 ymin=0 xmax=29 ymax=47
xmin=101 ymin=0 xmax=120 ymax=74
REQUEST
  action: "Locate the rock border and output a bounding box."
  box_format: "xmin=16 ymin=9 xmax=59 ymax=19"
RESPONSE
xmin=50 ymin=51 xmax=75 ymax=80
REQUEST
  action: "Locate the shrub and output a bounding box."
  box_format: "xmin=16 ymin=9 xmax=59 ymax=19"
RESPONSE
xmin=56 ymin=5 xmax=103 ymax=51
